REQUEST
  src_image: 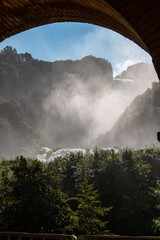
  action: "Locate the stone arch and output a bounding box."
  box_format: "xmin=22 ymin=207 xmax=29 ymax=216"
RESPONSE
xmin=0 ymin=0 xmax=160 ymax=78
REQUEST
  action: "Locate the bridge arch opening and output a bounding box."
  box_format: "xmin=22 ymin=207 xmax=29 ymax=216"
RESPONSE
xmin=0 ymin=21 xmax=159 ymax=158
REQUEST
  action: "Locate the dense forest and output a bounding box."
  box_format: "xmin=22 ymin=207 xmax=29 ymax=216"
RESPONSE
xmin=1 ymin=148 xmax=160 ymax=235
xmin=0 ymin=46 xmax=159 ymax=159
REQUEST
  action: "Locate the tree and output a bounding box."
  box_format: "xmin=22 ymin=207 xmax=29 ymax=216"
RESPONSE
xmin=108 ymin=148 xmax=160 ymax=235
xmin=0 ymin=156 xmax=73 ymax=233
xmin=72 ymin=178 xmax=112 ymax=235
xmin=0 ymin=46 xmax=18 ymax=64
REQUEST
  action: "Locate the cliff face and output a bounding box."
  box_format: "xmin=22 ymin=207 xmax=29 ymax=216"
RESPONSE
xmin=0 ymin=46 xmax=159 ymax=158
xmin=0 ymin=47 xmax=114 ymax=158
xmin=96 ymin=82 xmax=160 ymax=148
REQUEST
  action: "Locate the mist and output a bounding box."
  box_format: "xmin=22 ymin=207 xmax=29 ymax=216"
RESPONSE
xmin=39 ymin=60 xmax=158 ymax=149
xmin=0 ymin=45 xmax=159 ymax=160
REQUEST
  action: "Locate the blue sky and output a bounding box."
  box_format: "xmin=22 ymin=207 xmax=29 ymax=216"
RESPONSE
xmin=0 ymin=22 xmax=152 ymax=76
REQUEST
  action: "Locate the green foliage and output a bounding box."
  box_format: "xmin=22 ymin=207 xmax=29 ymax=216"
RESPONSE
xmin=0 ymin=156 xmax=73 ymax=233
xmin=0 ymin=148 xmax=160 ymax=235
xmin=53 ymin=148 xmax=160 ymax=235
xmin=72 ymin=178 xmax=112 ymax=235
xmin=0 ymin=45 xmax=160 ymax=235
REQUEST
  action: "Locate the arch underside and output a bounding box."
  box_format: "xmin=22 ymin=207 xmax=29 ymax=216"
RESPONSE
xmin=0 ymin=0 xmax=160 ymax=79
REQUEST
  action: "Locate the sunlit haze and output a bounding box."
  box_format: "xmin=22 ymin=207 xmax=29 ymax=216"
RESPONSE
xmin=0 ymin=22 xmax=158 ymax=159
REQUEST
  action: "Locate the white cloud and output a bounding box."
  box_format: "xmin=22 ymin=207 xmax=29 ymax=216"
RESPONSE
xmin=113 ymin=59 xmax=141 ymax=77
xmin=70 ymin=26 xmax=152 ymax=75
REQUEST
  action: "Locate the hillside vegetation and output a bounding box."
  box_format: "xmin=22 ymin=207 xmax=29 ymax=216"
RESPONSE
xmin=0 ymin=96 xmax=39 ymax=159
xmin=0 ymin=46 xmax=114 ymax=157
xmin=0 ymin=46 xmax=159 ymax=158
xmin=0 ymin=47 xmax=160 ymax=236
xmin=0 ymin=148 xmax=160 ymax=235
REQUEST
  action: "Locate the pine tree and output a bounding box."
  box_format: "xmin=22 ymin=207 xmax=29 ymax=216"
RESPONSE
xmin=73 ymin=178 xmax=112 ymax=235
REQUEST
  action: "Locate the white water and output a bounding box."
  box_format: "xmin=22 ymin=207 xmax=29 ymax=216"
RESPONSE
xmin=36 ymin=147 xmax=119 ymax=162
